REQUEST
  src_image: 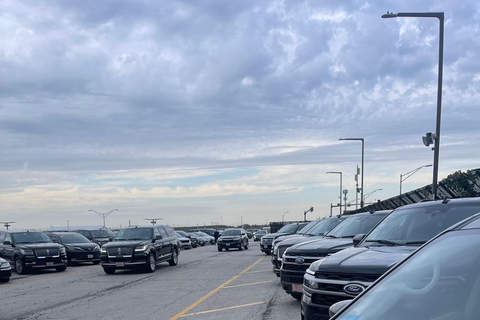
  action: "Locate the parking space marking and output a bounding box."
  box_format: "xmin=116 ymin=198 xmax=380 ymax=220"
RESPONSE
xmin=224 ymin=279 xmax=277 ymax=289
xmin=179 ymin=297 xmax=293 ymax=317
xmin=245 ymin=269 xmax=272 ymax=273
xmin=169 ymin=255 xmax=267 ymax=320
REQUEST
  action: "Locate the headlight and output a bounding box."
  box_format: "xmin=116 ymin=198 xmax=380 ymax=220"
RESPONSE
xmin=135 ymin=245 xmax=148 ymax=252
xmin=304 ymin=278 xmax=319 ymax=289
xmin=0 ymin=261 xmax=10 ymax=268
xmin=93 ymin=245 xmax=100 ymax=252
xmin=306 ymin=258 xmax=325 ymax=275
xmin=19 ymin=248 xmax=34 ymax=255
xmin=273 ymin=244 xmax=278 ymax=254
xmin=100 ymin=246 xmax=107 ymax=253
xmin=60 ymin=246 xmax=66 ymax=255
xmin=234 ymin=236 xmax=241 ymax=241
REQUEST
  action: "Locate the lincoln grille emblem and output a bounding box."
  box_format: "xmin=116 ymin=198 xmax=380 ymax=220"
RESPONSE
xmin=46 ymin=249 xmax=50 ymax=255
xmin=118 ymin=248 xmax=121 ymax=254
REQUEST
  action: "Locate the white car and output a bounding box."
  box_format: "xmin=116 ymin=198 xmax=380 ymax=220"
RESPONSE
xmin=176 ymin=232 xmax=192 ymax=250
xmin=0 ymin=257 xmax=12 ymax=283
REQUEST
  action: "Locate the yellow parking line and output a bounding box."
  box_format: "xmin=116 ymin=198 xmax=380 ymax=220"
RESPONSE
xmin=180 ymin=297 xmax=293 ymax=317
xmin=169 ymin=256 xmax=266 ymax=320
xmin=224 ymin=280 xmax=277 ymax=289
xmin=246 ymin=269 xmax=272 ymax=273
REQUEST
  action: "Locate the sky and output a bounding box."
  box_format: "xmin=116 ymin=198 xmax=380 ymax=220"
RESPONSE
xmin=1 ymin=0 xmax=480 ymax=230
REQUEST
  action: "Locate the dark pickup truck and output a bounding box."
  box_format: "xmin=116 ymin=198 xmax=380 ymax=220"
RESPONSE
xmin=301 ymin=197 xmax=480 ymax=320
xmin=260 ymin=222 xmax=308 ymax=255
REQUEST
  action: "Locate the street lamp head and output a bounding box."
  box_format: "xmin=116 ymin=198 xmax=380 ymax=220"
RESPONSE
xmin=382 ymin=12 xmax=398 ymax=18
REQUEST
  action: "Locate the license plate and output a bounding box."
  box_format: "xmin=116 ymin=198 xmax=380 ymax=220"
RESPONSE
xmin=46 ymin=262 xmax=54 ymax=267
xmin=87 ymin=254 xmax=93 ymax=259
xmin=264 ymin=245 xmax=269 ymax=248
xmin=116 ymin=262 xmax=125 ymax=267
xmin=292 ymin=283 xmax=303 ymax=293
xmin=226 ymin=243 xmax=230 ymax=246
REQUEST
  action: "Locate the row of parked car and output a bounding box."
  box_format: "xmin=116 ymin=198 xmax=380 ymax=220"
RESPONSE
xmin=0 ymin=224 xmax=216 ymax=280
xmin=256 ymin=197 xmax=480 ymax=320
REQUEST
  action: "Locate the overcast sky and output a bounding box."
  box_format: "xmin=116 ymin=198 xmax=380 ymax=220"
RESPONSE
xmin=1 ymin=0 xmax=480 ymax=230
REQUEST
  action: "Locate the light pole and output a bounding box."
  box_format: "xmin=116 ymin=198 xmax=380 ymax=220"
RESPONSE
xmin=382 ymin=11 xmax=444 ymax=199
xmin=339 ymin=138 xmax=364 ymax=207
xmin=364 ymin=188 xmax=383 ymax=204
xmin=89 ymin=209 xmax=118 ymax=228
xmin=326 ymin=171 xmax=342 ymax=215
xmin=282 ymin=211 xmax=289 ymax=224
xmin=400 ymin=164 xmax=433 ymax=205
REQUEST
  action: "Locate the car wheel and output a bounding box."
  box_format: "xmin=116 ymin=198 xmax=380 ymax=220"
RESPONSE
xmin=168 ymin=249 xmax=178 ymax=266
xmin=55 ymin=265 xmax=67 ymax=272
xmin=14 ymin=257 xmax=27 ymax=274
xmin=291 ymin=292 xmax=302 ymax=300
xmin=225 ymin=248 xmax=229 ymax=251
xmin=264 ymin=251 xmax=270 ymax=255
xmin=0 ymin=277 xmax=9 ymax=283
xmin=93 ymin=261 xmax=101 ymax=265
xmin=238 ymin=243 xmax=243 ymax=251
xmin=217 ymin=246 xmax=222 ymax=252
xmin=145 ymin=253 xmax=156 ymax=273
xmin=103 ymin=267 xmax=115 ymax=274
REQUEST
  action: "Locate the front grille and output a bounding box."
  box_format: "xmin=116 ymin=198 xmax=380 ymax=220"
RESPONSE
xmin=107 ymin=247 xmax=133 ymax=257
xmin=35 ymin=248 xmax=59 ymax=258
xmin=315 ymin=272 xmax=381 ymax=282
xmin=261 ymin=238 xmax=273 ymax=245
xmin=286 ymin=251 xmax=325 ymax=257
xmin=311 ymin=293 xmax=345 ymax=306
xmin=282 ymin=263 xmax=309 ymax=272
xmin=180 ymin=239 xmax=190 ymax=243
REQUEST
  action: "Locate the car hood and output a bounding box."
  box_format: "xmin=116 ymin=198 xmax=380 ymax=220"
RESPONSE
xmin=16 ymin=243 xmax=62 ymax=250
xmin=317 ymin=246 xmax=417 ymax=274
xmin=219 ymin=236 xmax=241 ymax=240
xmin=63 ymin=242 xmax=98 ymax=249
xmin=286 ymin=238 xmax=355 ymax=255
xmin=278 ymin=235 xmax=324 ymax=248
xmin=102 ymin=240 xmax=150 ymax=248
xmin=262 ymin=232 xmax=290 ymax=240
xmin=273 ymin=234 xmax=304 ymax=244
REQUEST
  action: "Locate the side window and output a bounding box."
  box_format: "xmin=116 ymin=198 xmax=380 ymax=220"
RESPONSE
xmin=0 ymin=233 xmax=5 ymax=242
xmin=4 ymin=234 xmax=12 ymax=244
xmin=153 ymin=228 xmax=161 ymax=238
xmin=158 ymin=227 xmax=168 ymax=238
xmin=164 ymin=226 xmax=175 ymax=237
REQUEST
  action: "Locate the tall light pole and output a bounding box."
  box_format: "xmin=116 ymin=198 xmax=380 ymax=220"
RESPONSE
xmin=339 ymin=138 xmax=364 ymax=207
xmin=400 ymin=164 xmax=433 ymax=205
xmin=382 ymin=12 xmax=444 ymax=199
xmin=326 ymin=171 xmax=342 ymax=215
xmin=282 ymin=211 xmax=289 ymax=224
xmin=89 ymin=209 xmax=118 ymax=228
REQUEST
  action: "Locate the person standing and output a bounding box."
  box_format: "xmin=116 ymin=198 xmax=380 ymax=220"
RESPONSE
xmin=213 ymin=229 xmax=220 ymax=244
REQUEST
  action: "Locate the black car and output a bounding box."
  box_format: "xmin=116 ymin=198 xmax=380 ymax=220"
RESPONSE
xmin=75 ymin=229 xmax=116 ymax=246
xmin=217 ymin=228 xmax=249 ymax=251
xmin=302 ymin=197 xmax=480 ymax=319
xmin=280 ymin=211 xmax=390 ymax=300
xmin=46 ymin=232 xmax=101 ymax=265
xmin=253 ymin=230 xmax=267 ymax=241
xmin=0 ymin=257 xmax=12 ymax=282
xmin=0 ymin=230 xmax=68 ymax=274
xmin=329 ymin=211 xmax=480 ymax=320
xmin=260 ymin=222 xmax=309 ymax=255
xmin=100 ymin=225 xmax=180 ymax=274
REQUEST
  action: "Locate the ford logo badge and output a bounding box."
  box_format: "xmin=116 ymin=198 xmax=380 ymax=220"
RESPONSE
xmin=295 ymin=257 xmax=305 ymax=264
xmin=344 ymin=283 xmax=365 ymax=295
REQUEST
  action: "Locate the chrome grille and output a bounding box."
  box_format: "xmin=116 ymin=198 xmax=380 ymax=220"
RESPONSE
xmin=35 ymin=248 xmax=60 ymax=258
xmin=107 ymin=247 xmax=133 ymax=257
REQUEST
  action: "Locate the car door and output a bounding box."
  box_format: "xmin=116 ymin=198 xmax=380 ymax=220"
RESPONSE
xmin=1 ymin=233 xmax=15 ymax=263
xmin=158 ymin=227 xmax=172 ymax=258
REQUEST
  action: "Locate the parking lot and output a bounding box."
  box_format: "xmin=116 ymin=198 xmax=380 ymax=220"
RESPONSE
xmin=0 ymin=241 xmax=300 ymax=320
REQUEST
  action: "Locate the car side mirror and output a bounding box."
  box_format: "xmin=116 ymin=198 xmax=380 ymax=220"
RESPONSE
xmin=108 ymin=237 xmax=114 ymax=241
xmin=3 ymin=240 xmax=11 ymax=245
xmin=352 ymin=234 xmax=366 ymax=246
xmin=156 ymin=235 xmax=163 ymax=240
xmin=52 ymin=238 xmax=58 ymax=243
xmin=329 ymin=300 xmax=353 ymax=318
xmin=242 ymin=233 xmax=246 ymax=236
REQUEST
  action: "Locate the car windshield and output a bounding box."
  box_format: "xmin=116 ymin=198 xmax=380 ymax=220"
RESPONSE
xmin=58 ymin=233 xmax=91 ymax=244
xmin=223 ymin=229 xmax=241 ymax=236
xmin=363 ymin=204 xmax=480 ymax=246
xmin=90 ymin=230 xmax=115 ymax=238
xmin=296 ymin=220 xmax=318 ymax=234
xmin=335 ymin=230 xmax=480 ymax=320
xmin=325 ymin=214 xmax=385 ymax=238
xmin=176 ymin=231 xmax=188 ymax=237
xmin=256 ymin=230 xmax=267 ymax=235
xmin=12 ymin=232 xmax=52 ymax=244
xmin=306 ymin=218 xmax=344 ymax=236
xmin=277 ymin=224 xmax=301 ymax=233
xmin=196 ymin=232 xmax=209 ymax=237
xmin=114 ymin=228 xmax=152 ymax=241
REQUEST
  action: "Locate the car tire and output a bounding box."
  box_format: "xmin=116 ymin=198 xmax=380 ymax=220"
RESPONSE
xmin=103 ymin=267 xmax=115 ymax=274
xmin=244 ymin=243 xmax=248 ymax=250
xmin=217 ymin=247 xmax=222 ymax=252
xmin=238 ymin=243 xmax=243 ymax=251
xmin=14 ymin=257 xmax=27 ymax=275
xmin=168 ymin=249 xmax=178 ymax=266
xmin=291 ymin=293 xmax=302 ymax=300
xmin=145 ymin=253 xmax=156 ymax=273
xmin=226 ymin=248 xmax=229 ymax=251
xmin=0 ymin=277 xmax=9 ymax=283
xmin=55 ymin=265 xmax=67 ymax=272
xmin=264 ymin=251 xmax=270 ymax=255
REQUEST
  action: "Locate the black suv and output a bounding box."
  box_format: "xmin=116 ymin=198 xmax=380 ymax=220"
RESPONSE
xmin=217 ymin=228 xmax=249 ymax=251
xmin=302 ymin=197 xmax=480 ymax=320
xmin=46 ymin=232 xmax=101 ymax=265
xmin=280 ymin=210 xmax=390 ymax=300
xmin=260 ymin=222 xmax=309 ymax=255
xmin=0 ymin=230 xmax=68 ymax=274
xmin=75 ymin=229 xmax=116 ymax=246
xmin=100 ymin=225 xmax=180 ymax=274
